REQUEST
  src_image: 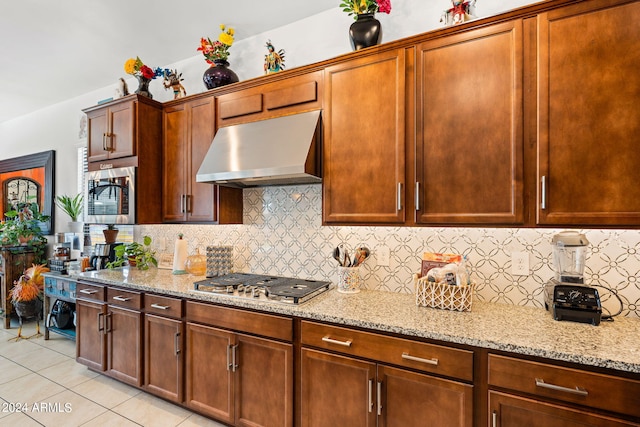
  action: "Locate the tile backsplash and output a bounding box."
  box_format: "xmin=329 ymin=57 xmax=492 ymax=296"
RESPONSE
xmin=138 ymin=184 xmax=640 ymax=318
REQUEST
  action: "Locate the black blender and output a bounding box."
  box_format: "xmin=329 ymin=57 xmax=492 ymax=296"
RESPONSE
xmin=544 ymin=231 xmax=602 ymax=325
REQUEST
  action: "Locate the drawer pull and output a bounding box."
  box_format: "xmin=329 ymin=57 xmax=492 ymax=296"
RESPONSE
xmin=402 ymin=352 xmax=439 ymax=366
xmin=112 ymin=295 xmax=132 ymax=302
xmin=150 ymin=303 xmax=170 ymax=310
xmin=535 ymin=378 xmax=588 ymax=396
xmin=322 ymin=336 xmax=352 ymax=347
xmin=79 ymin=289 xmax=98 ymax=295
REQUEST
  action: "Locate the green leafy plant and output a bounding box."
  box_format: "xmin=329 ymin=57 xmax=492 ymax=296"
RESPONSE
xmin=107 ymin=235 xmax=157 ymax=270
xmin=0 ymin=203 xmax=48 ymax=263
xmin=55 ymin=193 xmax=83 ymax=222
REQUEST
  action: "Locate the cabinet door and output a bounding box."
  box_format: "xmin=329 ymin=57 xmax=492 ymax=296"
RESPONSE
xmin=144 ymin=314 xmax=183 ymax=403
xmin=537 ymin=0 xmax=640 ymax=226
xmin=106 ymin=305 xmax=142 ymax=387
xmin=76 ymin=299 xmax=107 ymax=371
xmin=416 ymin=20 xmax=524 ymax=224
xmin=323 ymin=49 xmax=406 ymax=224
xmin=378 ymin=365 xmax=473 ymax=427
xmin=300 ymin=348 xmax=376 ymax=427
xmin=187 ymin=97 xmax=217 ymax=222
xmin=489 ymin=391 xmax=638 ymax=427
xmin=108 ymin=100 xmax=136 ymax=159
xmin=235 ymin=333 xmax=293 ymax=427
xmin=185 ymin=322 xmax=235 ymax=424
xmin=162 ymin=104 xmax=188 ymax=222
xmin=87 ymin=108 xmax=109 ymax=163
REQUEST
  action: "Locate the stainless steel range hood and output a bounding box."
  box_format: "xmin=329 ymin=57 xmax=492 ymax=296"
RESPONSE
xmin=196 ymin=110 xmax=322 ymax=188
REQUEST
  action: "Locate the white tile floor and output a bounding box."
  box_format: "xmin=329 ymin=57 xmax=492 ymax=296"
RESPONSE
xmin=0 ymin=319 xmax=226 ymax=427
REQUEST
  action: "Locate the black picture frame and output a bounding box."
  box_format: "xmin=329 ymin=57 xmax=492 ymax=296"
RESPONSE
xmin=0 ymin=150 xmax=55 ymax=234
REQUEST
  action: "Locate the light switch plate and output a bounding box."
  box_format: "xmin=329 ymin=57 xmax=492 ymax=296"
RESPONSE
xmin=511 ymin=251 xmax=529 ymax=276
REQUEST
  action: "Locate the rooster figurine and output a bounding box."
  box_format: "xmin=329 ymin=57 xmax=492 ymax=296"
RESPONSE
xmin=7 ymin=264 xmax=48 ymax=341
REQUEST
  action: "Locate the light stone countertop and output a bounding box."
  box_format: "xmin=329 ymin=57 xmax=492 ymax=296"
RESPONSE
xmin=67 ymin=268 xmax=640 ymax=374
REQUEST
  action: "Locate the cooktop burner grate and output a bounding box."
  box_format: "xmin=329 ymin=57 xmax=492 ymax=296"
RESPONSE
xmin=194 ymin=273 xmax=332 ymax=304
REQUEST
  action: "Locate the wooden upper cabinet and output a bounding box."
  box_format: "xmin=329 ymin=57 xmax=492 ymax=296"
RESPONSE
xmin=323 ymin=49 xmax=407 ymax=224
xmin=162 ymin=96 xmax=243 ymax=224
xmin=217 ymin=71 xmax=323 ymax=127
xmin=86 ymin=98 xmax=136 ymax=162
xmin=415 ymin=20 xmax=524 ymax=225
xmin=537 ymin=0 xmax=640 ymax=226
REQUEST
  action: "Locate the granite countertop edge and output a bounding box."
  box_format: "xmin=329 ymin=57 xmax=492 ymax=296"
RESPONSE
xmin=59 ymin=269 xmax=640 ymax=374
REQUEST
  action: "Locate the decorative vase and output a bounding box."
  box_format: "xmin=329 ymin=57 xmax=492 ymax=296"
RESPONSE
xmin=135 ymin=75 xmax=153 ymax=99
xmin=349 ymin=13 xmax=382 ymax=51
xmin=203 ymin=59 xmax=239 ymax=90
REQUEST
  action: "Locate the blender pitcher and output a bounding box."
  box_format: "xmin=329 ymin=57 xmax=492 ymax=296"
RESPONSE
xmin=552 ymin=231 xmax=589 ymax=284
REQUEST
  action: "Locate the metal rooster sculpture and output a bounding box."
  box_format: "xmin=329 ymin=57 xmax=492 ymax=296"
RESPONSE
xmin=7 ymin=264 xmax=48 ymax=341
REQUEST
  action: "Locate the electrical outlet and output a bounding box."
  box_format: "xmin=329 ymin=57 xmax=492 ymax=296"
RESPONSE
xmin=158 ymin=237 xmax=166 ymax=251
xmin=377 ymin=246 xmax=390 ymax=266
xmin=511 ymin=251 xmax=529 ymax=276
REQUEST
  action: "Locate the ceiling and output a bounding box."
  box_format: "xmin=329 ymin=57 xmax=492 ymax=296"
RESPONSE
xmin=0 ymin=0 xmax=337 ymax=124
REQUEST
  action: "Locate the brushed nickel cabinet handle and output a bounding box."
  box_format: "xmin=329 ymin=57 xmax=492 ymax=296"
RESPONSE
xmin=396 ymin=182 xmax=402 ymax=211
xmin=231 ymin=344 xmax=239 ymax=372
xmin=415 ymin=182 xmax=420 ymax=211
xmin=321 ymin=336 xmax=352 ymax=347
xmin=174 ymin=332 xmax=181 ymax=355
xmin=492 ymin=411 xmax=497 ymax=427
xmin=376 ymin=381 xmax=383 ymax=416
xmin=541 ymin=176 xmax=547 ymax=210
xmin=97 ymin=312 xmax=104 ymax=333
xmin=535 ymin=378 xmax=588 ymax=396
xmin=368 ymin=379 xmax=374 ymax=413
xmin=150 ymin=303 xmax=170 ymax=310
xmin=80 ymin=289 xmax=97 ymax=295
xmin=227 ymin=345 xmax=232 ymax=371
xmin=102 ymin=133 xmax=108 ymax=151
xmin=112 ymin=295 xmax=131 ymax=302
xmin=401 ymin=352 xmax=439 ymax=366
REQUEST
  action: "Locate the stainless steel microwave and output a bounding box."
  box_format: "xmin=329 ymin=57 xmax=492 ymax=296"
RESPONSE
xmin=84 ymin=166 xmax=136 ymax=224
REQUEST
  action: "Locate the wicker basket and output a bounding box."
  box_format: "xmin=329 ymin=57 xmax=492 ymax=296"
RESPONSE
xmin=415 ymin=276 xmax=474 ymax=312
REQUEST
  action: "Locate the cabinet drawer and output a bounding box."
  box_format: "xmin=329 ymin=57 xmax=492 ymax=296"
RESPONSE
xmin=488 ymin=354 xmax=640 ymax=418
xmin=107 ymin=287 xmax=142 ymax=310
xmin=145 ymin=294 xmax=183 ymax=318
xmin=301 ymin=321 xmax=473 ymax=381
xmin=264 ymin=80 xmax=318 ymax=111
xmin=44 ymin=277 xmax=77 ymax=300
xmin=218 ymin=93 xmax=263 ymax=120
xmin=186 ymin=300 xmax=292 ymax=342
xmin=76 ymin=281 xmax=106 ymax=302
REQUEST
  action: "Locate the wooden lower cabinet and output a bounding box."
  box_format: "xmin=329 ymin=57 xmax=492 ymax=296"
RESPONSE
xmin=300 ymin=348 xmax=472 ymax=427
xmin=76 ymin=299 xmax=107 ymax=371
xmin=76 ymin=288 xmax=143 ymax=388
xmin=489 ymin=391 xmax=639 ymax=427
xmin=185 ymin=322 xmax=293 ymax=427
xmin=144 ymin=314 xmax=183 ymax=403
xmin=106 ymin=306 xmax=143 ymax=387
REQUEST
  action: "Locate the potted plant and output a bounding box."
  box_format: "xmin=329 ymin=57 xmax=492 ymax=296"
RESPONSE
xmin=107 ymin=235 xmax=157 ymax=270
xmin=103 ymin=224 xmax=119 ymax=244
xmin=0 ymin=203 xmax=48 ymax=264
xmin=55 ymin=193 xmax=83 ymax=233
xmin=8 ymin=263 xmax=49 ymax=340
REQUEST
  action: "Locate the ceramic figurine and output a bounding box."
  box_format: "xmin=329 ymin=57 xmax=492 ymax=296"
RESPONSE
xmin=441 ymin=0 xmax=477 ymax=26
xmin=117 ymin=77 xmax=129 ymax=97
xmin=264 ymin=40 xmax=285 ymax=75
xmin=163 ymin=69 xmax=187 ymax=99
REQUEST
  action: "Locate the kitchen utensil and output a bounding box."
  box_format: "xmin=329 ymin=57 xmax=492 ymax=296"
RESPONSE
xmin=352 ymin=247 xmax=370 ymax=267
xmin=333 ymin=246 xmax=342 ymax=266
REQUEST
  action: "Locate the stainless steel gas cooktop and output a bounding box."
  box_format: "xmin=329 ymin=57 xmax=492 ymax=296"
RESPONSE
xmin=193 ymin=273 xmax=332 ymax=304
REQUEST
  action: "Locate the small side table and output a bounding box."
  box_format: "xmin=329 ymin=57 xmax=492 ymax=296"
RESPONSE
xmin=42 ymin=273 xmax=76 ymax=340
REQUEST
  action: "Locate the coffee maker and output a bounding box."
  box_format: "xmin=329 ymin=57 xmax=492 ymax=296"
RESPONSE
xmin=544 ymin=231 xmax=602 ymax=325
xmin=90 ymin=243 xmax=119 ymax=270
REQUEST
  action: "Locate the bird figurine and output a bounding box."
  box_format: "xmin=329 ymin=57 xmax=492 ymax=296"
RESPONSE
xmin=7 ymin=264 xmax=48 ymax=341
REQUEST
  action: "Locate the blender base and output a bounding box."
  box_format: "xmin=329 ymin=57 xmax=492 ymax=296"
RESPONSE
xmin=544 ymin=280 xmax=602 ymax=326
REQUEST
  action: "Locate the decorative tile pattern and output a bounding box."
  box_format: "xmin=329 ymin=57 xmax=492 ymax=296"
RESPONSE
xmin=138 ymin=185 xmax=640 ymax=318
